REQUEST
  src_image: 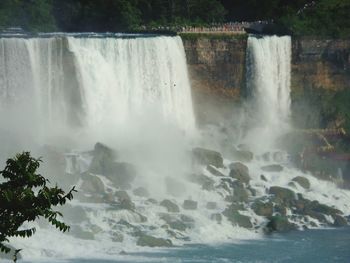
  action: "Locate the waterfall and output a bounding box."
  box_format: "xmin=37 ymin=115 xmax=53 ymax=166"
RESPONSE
xmin=0 ymin=36 xmax=195 ymax=150
xmin=245 ymin=35 xmax=292 ymax=151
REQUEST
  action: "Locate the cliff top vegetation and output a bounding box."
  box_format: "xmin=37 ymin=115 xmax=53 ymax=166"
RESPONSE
xmin=0 ymin=0 xmax=349 ymax=38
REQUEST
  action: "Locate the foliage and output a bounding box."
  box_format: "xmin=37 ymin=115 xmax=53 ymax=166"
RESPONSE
xmin=0 ymin=152 xmax=75 ymax=254
xmin=179 ymin=32 xmax=247 ymax=40
xmin=0 ymin=0 xmax=56 ymax=32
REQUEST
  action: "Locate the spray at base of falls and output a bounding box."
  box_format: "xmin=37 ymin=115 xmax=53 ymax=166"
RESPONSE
xmin=1 ymin=34 xmax=350 ymax=262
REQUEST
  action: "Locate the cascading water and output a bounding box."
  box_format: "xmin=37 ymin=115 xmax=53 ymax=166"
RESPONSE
xmin=0 ymin=35 xmax=196 ymax=152
xmin=245 ymin=35 xmax=291 ymax=152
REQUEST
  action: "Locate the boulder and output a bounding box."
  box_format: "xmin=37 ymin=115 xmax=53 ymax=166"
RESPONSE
xmin=192 ymin=147 xmax=224 ymax=168
xmin=261 ymin=164 xmax=284 ymax=172
xmin=160 ymin=214 xmax=189 ymax=231
xmin=206 ymin=202 xmax=217 ymax=210
xmin=260 ymin=174 xmax=268 ymax=182
xmin=89 ymin=142 xmax=117 ymax=175
xmin=80 ymin=173 xmax=105 ymax=193
xmin=160 ymin=199 xmax=180 ymax=213
xmin=266 ymin=216 xmax=297 ymax=233
xmin=252 ymin=201 xmax=273 ymax=217
xmin=229 ymin=162 xmax=250 ymax=184
xmin=292 ymin=176 xmax=311 ymax=189
xmin=206 ymin=165 xmax=225 ymax=177
xmin=232 ymin=149 xmax=254 ymax=162
xmin=269 ymin=186 xmax=296 ymax=204
xmin=107 ymin=162 xmax=137 ymax=189
xmin=231 ymin=181 xmax=250 ymax=202
xmin=115 ymin=190 xmax=131 ymax=202
xmin=133 ymin=187 xmax=149 ymax=197
xmin=183 ymin=200 xmax=198 ymax=210
xmin=189 ymin=174 xmax=215 ymax=191
xmin=223 ymin=203 xmax=252 ymax=228
xmin=333 ymin=215 xmax=348 ymax=227
xmin=136 ymin=234 xmax=173 ymax=247
xmin=111 ymin=232 xmax=124 ymax=242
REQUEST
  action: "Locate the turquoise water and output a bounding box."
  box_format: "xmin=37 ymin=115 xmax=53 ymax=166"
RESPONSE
xmin=20 ymin=227 xmax=350 ymax=263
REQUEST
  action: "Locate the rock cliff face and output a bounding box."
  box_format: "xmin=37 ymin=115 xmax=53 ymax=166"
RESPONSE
xmin=182 ymin=35 xmax=350 ymax=125
xmin=292 ymin=38 xmax=350 ymax=93
xmin=182 ymin=36 xmax=247 ymax=125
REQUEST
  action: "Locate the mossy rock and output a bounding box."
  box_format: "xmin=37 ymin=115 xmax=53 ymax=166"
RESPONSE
xmin=136 ymin=234 xmax=173 ymax=247
xmin=229 ymin=162 xmax=250 ymax=184
xmin=223 ymin=203 xmax=252 ymax=228
xmin=160 ymin=199 xmax=180 ymax=213
xmin=269 ymin=186 xmax=296 ymax=204
xmin=292 ymin=176 xmax=311 ymax=189
xmin=192 ymin=147 xmax=224 ymax=168
xmin=266 ymin=216 xmax=297 ymax=233
xmin=252 ymin=201 xmax=273 ymax=217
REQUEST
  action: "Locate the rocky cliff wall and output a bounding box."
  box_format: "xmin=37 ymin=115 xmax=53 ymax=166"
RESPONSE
xmin=292 ymin=38 xmax=350 ymax=93
xmin=182 ymin=35 xmax=350 ymax=125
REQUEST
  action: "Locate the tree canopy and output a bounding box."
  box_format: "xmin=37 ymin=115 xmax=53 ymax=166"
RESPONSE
xmin=0 ymin=152 xmax=75 ymax=254
xmin=0 ymin=0 xmax=349 ymax=37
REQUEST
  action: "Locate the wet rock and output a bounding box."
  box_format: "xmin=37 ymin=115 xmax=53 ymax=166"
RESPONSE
xmin=230 ymin=181 xmax=250 ymax=202
xmin=269 ymin=186 xmax=296 ymax=204
xmin=206 ymin=202 xmax=217 ymax=210
xmin=160 ymin=214 xmax=188 ymax=231
xmin=183 ymin=200 xmax=198 ymax=210
xmin=333 ymin=215 xmax=348 ymax=227
xmin=292 ymin=176 xmax=311 ymax=189
xmin=232 ymin=149 xmax=254 ymax=162
xmin=261 ymin=164 xmax=284 ymax=172
xmin=115 ymin=190 xmax=131 ymax=202
xmin=89 ymin=142 xmax=117 ymax=175
xmin=274 ymin=204 xmax=287 ymax=216
xmin=180 ymin=215 xmax=195 ymax=223
xmin=288 ymin=182 xmax=297 ymax=188
xmin=266 ymin=216 xmax=297 ymax=233
xmin=137 ymin=234 xmax=173 ymax=247
xmin=107 ymin=162 xmax=137 ymax=189
xmin=111 ymin=232 xmax=124 ymax=242
xmin=133 ymin=187 xmax=149 ymax=197
xmin=80 ymin=173 xmax=105 ymax=193
xmin=211 ymin=213 xmax=223 ymax=223
xmin=192 ymin=147 xmax=224 ymax=168
xmin=160 ymin=199 xmax=180 ymax=213
xmin=260 ymin=174 xmax=268 ymax=182
xmin=223 ymin=206 xmax=252 ymax=228
xmin=112 ymin=198 xmax=136 ymax=211
xmin=189 ymin=174 xmax=215 ymax=191
xmin=229 ymin=162 xmax=250 ymax=184
xmin=103 ymin=192 xmax=116 ymax=203
xmin=206 ymin=165 xmax=225 ymax=177
xmin=252 ymin=201 xmax=273 ymax=217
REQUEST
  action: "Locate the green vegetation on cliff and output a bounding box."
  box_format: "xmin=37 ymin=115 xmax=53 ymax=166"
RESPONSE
xmin=0 ymin=0 xmax=349 ymax=37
